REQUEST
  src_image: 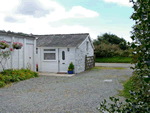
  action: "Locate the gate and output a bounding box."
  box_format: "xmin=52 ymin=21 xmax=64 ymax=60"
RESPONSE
xmin=85 ymin=55 xmax=95 ymax=70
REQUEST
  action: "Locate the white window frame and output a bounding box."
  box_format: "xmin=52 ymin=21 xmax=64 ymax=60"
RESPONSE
xmin=43 ymin=48 xmax=56 ymax=61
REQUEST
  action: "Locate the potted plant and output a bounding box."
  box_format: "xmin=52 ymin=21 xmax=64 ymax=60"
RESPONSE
xmin=36 ymin=63 xmax=38 ymax=71
xmin=12 ymin=41 xmax=23 ymax=49
xmin=68 ymin=62 xmax=74 ymax=74
xmin=0 ymin=40 xmax=9 ymax=49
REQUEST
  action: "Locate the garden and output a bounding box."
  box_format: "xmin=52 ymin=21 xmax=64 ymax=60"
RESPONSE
xmin=0 ymin=40 xmax=38 ymax=88
xmin=0 ymin=69 xmax=39 ymax=87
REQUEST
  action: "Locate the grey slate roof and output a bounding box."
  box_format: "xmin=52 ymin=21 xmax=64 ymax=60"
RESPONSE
xmin=0 ymin=30 xmax=35 ymax=38
xmin=35 ymin=33 xmax=89 ymax=47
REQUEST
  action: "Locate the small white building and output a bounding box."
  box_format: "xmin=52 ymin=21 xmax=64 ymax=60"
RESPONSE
xmin=36 ymin=33 xmax=94 ymax=74
xmin=0 ymin=30 xmax=36 ymax=72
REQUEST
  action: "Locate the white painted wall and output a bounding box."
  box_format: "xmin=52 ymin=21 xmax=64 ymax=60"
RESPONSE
xmin=75 ymin=36 xmax=94 ymax=73
xmin=37 ymin=47 xmax=76 ymax=73
xmin=0 ymin=34 xmax=36 ymax=72
xmin=38 ymin=47 xmax=58 ymax=73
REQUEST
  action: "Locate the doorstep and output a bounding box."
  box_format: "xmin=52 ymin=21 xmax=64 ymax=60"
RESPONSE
xmin=38 ymin=72 xmax=75 ymax=77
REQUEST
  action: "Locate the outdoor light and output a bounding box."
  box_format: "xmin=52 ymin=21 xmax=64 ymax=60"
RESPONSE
xmin=67 ymin=48 xmax=70 ymax=51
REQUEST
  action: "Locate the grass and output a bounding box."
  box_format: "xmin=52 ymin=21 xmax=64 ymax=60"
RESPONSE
xmin=119 ymin=74 xmax=150 ymax=98
xmin=95 ymin=57 xmax=132 ymax=63
xmin=91 ymin=66 xmax=126 ymax=70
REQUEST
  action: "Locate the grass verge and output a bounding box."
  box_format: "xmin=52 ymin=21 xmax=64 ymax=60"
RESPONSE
xmin=95 ymin=57 xmax=132 ymax=63
xmin=91 ymin=66 xmax=126 ymax=70
xmin=119 ymin=74 xmax=150 ymax=98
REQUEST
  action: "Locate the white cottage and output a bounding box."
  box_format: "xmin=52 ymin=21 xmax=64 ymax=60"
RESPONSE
xmin=35 ymin=33 xmax=94 ymax=74
xmin=0 ymin=30 xmax=36 ymax=72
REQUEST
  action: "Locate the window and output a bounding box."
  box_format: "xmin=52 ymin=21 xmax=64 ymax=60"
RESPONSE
xmin=86 ymin=41 xmax=89 ymax=52
xmin=43 ymin=49 xmax=56 ymax=61
xmin=44 ymin=49 xmax=55 ymax=51
xmin=36 ymin=48 xmax=38 ymax=54
xmin=62 ymin=51 xmax=65 ymax=60
xmin=44 ymin=53 xmax=55 ymax=60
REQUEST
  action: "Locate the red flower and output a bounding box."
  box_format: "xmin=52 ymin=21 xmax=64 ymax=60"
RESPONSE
xmin=11 ymin=48 xmax=13 ymax=51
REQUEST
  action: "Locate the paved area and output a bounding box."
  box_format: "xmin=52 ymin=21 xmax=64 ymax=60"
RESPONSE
xmin=39 ymin=72 xmax=75 ymax=77
xmin=95 ymin=63 xmax=134 ymax=68
xmin=0 ymin=67 xmax=133 ymax=113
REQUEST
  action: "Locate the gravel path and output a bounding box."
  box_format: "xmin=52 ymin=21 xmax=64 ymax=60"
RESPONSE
xmin=0 ymin=67 xmax=133 ymax=113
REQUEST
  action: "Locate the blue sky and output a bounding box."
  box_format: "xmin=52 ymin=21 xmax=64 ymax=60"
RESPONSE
xmin=0 ymin=0 xmax=135 ymax=42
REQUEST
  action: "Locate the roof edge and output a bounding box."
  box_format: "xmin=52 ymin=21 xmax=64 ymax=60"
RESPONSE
xmin=34 ymin=33 xmax=89 ymax=36
xmin=0 ymin=30 xmax=36 ymax=38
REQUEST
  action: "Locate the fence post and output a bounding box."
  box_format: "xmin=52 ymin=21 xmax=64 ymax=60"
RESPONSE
xmin=85 ymin=55 xmax=87 ymax=71
xmin=94 ymin=54 xmax=96 ymax=67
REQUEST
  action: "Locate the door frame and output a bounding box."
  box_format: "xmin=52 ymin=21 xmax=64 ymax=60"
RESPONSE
xmin=58 ymin=48 xmax=68 ymax=73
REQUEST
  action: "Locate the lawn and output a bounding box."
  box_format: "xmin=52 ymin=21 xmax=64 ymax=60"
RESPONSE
xmin=95 ymin=57 xmax=132 ymax=63
xmin=119 ymin=74 xmax=150 ymax=98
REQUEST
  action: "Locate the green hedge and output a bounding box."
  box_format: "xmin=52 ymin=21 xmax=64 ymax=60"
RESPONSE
xmin=0 ymin=69 xmax=39 ymax=87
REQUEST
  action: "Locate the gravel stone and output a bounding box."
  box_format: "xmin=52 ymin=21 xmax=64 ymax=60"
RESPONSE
xmin=0 ymin=67 xmax=133 ymax=113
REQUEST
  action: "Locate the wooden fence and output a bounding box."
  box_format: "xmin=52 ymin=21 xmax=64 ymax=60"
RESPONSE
xmin=85 ymin=55 xmax=95 ymax=70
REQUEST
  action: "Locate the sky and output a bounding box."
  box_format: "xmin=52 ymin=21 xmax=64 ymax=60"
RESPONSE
xmin=0 ymin=0 xmax=135 ymax=42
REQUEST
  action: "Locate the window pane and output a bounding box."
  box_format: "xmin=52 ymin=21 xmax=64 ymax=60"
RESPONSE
xmin=36 ymin=48 xmax=38 ymax=54
xmin=44 ymin=49 xmax=55 ymax=51
xmin=62 ymin=51 xmax=65 ymax=60
xmin=44 ymin=53 xmax=56 ymax=60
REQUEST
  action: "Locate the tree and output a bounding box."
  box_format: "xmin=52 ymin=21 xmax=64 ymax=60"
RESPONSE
xmin=93 ymin=33 xmax=129 ymax=50
xmin=98 ymin=0 xmax=150 ymax=112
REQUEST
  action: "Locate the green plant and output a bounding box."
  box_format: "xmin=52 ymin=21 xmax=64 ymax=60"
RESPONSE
xmin=97 ymin=0 xmax=150 ymax=112
xmin=0 ymin=69 xmax=39 ymax=88
xmin=0 ymin=51 xmax=11 ymax=71
xmin=0 ymin=81 xmax=5 ymax=87
xmin=0 ymin=40 xmax=9 ymax=49
xmin=68 ymin=62 xmax=74 ymax=71
xmin=12 ymin=41 xmax=23 ymax=49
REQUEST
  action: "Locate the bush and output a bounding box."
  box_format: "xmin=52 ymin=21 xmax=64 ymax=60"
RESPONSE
xmin=120 ymin=50 xmax=130 ymax=57
xmin=68 ymin=62 xmax=74 ymax=71
xmin=0 ymin=81 xmax=6 ymax=87
xmin=0 ymin=69 xmax=39 ymax=88
xmin=94 ymin=43 xmax=122 ymax=57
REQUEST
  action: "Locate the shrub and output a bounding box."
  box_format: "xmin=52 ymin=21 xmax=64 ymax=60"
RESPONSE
xmin=4 ymin=75 xmax=12 ymax=83
xmin=0 ymin=81 xmax=6 ymax=87
xmin=0 ymin=69 xmax=39 ymax=88
xmin=68 ymin=62 xmax=74 ymax=71
xmin=94 ymin=43 xmax=121 ymax=57
xmin=120 ymin=50 xmax=130 ymax=57
xmin=0 ymin=74 xmax=5 ymax=81
xmin=1 ymin=69 xmax=13 ymax=75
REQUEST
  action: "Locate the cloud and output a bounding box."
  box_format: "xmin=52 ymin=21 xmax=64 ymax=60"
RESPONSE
xmin=16 ymin=0 xmax=55 ymax=18
xmin=69 ymin=6 xmax=99 ymax=18
xmin=4 ymin=16 xmax=18 ymax=23
xmin=104 ymin=0 xmax=133 ymax=7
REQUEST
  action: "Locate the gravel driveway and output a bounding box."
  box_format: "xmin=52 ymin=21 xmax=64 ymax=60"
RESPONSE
xmin=0 ymin=67 xmax=133 ymax=113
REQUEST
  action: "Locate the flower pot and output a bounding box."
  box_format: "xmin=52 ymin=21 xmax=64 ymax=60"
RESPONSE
xmin=0 ymin=46 xmax=6 ymax=49
xmin=68 ymin=70 xmax=73 ymax=74
xmin=14 ymin=45 xmax=21 ymax=49
xmin=19 ymin=46 xmax=22 ymax=49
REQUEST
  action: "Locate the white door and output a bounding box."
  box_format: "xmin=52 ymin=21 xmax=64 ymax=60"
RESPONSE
xmin=59 ymin=48 xmax=68 ymax=73
xmin=26 ymin=44 xmax=34 ymax=71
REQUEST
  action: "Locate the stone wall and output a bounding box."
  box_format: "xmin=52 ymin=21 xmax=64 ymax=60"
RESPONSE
xmin=75 ymin=36 xmax=94 ymax=73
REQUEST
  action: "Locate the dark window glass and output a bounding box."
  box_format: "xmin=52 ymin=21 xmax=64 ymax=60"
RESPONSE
xmin=62 ymin=51 xmax=65 ymax=60
xmin=44 ymin=53 xmax=56 ymax=60
xmin=44 ymin=49 xmax=55 ymax=51
xmin=36 ymin=48 xmax=38 ymax=54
